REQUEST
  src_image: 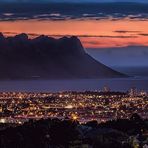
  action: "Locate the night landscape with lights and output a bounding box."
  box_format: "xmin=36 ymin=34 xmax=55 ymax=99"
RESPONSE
xmin=0 ymin=0 xmax=148 ymax=148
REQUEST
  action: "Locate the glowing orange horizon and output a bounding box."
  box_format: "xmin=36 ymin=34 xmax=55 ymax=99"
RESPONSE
xmin=0 ymin=19 xmax=148 ymax=48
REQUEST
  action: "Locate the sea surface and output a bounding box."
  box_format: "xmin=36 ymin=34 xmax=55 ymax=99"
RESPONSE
xmin=0 ymin=67 xmax=147 ymax=92
xmin=0 ymin=77 xmax=148 ymax=92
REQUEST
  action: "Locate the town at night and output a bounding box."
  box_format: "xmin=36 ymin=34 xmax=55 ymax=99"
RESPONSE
xmin=0 ymin=89 xmax=147 ymax=125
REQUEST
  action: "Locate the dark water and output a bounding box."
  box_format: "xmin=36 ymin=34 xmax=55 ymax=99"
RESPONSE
xmin=113 ymin=67 xmax=148 ymax=77
xmin=0 ymin=77 xmax=148 ymax=92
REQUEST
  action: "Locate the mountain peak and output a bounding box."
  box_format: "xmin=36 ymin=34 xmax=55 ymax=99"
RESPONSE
xmin=0 ymin=33 xmax=5 ymax=40
xmin=14 ymin=33 xmax=28 ymax=41
xmin=57 ymin=36 xmax=85 ymax=54
xmin=71 ymin=36 xmax=78 ymax=40
xmin=34 ymin=35 xmax=55 ymax=42
xmin=0 ymin=33 xmax=126 ymax=79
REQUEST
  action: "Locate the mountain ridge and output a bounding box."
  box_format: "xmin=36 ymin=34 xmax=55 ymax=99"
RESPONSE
xmin=0 ymin=33 xmax=126 ymax=79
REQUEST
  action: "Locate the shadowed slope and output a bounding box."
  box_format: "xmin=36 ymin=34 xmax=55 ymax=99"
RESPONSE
xmin=0 ymin=33 xmax=126 ymax=79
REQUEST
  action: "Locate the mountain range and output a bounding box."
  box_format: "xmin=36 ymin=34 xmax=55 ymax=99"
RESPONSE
xmin=0 ymin=33 xmax=125 ymax=79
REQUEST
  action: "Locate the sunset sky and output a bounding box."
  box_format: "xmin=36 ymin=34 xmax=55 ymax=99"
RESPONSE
xmin=0 ymin=1 xmax=148 ymax=67
xmin=1 ymin=19 xmax=148 ymax=48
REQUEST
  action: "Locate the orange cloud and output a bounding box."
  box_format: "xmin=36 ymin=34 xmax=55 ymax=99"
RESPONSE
xmin=0 ymin=19 xmax=148 ymax=48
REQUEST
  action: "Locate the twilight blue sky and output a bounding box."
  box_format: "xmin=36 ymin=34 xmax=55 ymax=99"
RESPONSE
xmin=1 ymin=0 xmax=148 ymax=3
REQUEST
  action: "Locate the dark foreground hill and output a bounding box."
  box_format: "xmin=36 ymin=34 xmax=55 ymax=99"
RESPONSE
xmin=0 ymin=114 xmax=147 ymax=148
xmin=0 ymin=33 xmax=125 ymax=79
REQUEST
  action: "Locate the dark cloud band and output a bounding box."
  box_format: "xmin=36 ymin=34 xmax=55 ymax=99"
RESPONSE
xmin=0 ymin=3 xmax=148 ymax=21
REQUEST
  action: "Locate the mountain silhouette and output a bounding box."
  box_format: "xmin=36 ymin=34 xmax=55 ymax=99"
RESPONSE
xmin=0 ymin=33 xmax=126 ymax=79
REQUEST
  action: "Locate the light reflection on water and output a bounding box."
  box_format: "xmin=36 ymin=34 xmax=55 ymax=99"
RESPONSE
xmin=0 ymin=78 xmax=148 ymax=92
